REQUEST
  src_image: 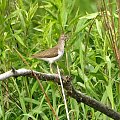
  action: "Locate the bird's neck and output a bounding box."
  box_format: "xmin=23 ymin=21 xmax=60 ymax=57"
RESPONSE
xmin=57 ymin=40 xmax=65 ymax=50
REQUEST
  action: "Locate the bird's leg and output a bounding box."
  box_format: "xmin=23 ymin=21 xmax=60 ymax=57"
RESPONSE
xmin=50 ymin=63 xmax=53 ymax=73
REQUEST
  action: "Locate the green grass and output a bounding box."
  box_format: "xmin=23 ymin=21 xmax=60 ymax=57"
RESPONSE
xmin=0 ymin=0 xmax=120 ymax=119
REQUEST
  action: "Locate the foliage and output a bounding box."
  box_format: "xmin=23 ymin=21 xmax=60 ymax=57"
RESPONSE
xmin=0 ymin=0 xmax=120 ymax=120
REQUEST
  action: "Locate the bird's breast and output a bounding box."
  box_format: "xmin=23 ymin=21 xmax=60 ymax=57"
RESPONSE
xmin=58 ymin=49 xmax=64 ymax=57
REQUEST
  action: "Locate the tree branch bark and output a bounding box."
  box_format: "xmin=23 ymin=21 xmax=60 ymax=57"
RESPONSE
xmin=0 ymin=68 xmax=120 ymax=120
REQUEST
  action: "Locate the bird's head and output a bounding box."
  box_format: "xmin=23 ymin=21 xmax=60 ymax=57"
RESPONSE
xmin=60 ymin=34 xmax=68 ymax=41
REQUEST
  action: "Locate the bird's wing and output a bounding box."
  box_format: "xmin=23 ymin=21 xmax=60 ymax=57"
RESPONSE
xmin=32 ymin=46 xmax=58 ymax=58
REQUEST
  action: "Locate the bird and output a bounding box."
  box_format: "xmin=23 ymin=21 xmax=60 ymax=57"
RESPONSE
xmin=32 ymin=34 xmax=67 ymax=72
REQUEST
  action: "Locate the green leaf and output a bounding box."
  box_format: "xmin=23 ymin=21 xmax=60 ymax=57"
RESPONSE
xmin=31 ymin=81 xmax=39 ymax=96
xmin=13 ymin=34 xmax=26 ymax=48
xmin=96 ymin=19 xmax=102 ymax=38
xmin=80 ymin=12 xmax=98 ymax=19
xmin=106 ymin=82 xmax=114 ymax=109
xmin=28 ymin=3 xmax=38 ymax=21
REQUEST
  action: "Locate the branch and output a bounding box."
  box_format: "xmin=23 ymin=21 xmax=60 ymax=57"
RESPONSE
xmin=0 ymin=68 xmax=120 ymax=119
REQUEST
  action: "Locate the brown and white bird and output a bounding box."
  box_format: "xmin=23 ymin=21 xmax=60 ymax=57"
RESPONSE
xmin=32 ymin=34 xmax=67 ymax=72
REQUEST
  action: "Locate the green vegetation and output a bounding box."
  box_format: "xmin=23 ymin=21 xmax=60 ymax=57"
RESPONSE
xmin=0 ymin=0 xmax=120 ymax=119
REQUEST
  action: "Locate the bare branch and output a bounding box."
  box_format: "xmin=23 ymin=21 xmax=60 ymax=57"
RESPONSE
xmin=0 ymin=68 xmax=120 ymax=119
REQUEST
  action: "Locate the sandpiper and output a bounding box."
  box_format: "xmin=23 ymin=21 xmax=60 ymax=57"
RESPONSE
xmin=32 ymin=34 xmax=67 ymax=72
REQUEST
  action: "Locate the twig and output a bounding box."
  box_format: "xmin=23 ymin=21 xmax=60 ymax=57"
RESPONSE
xmin=57 ymin=65 xmax=70 ymax=120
